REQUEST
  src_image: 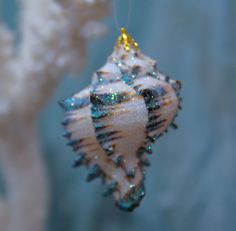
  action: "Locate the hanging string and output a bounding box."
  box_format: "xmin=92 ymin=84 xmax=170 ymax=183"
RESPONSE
xmin=112 ymin=0 xmax=133 ymax=31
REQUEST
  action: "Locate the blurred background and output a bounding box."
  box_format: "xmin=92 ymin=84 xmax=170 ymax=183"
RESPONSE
xmin=0 ymin=0 xmax=236 ymax=231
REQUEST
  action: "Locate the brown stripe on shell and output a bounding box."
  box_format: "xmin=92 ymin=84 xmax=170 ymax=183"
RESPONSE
xmin=146 ymin=119 xmax=167 ymax=132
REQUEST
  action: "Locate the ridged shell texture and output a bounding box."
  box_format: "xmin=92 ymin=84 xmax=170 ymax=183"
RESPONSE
xmin=60 ymin=46 xmax=181 ymax=212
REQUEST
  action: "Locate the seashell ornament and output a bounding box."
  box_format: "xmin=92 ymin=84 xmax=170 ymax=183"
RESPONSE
xmin=59 ymin=28 xmax=182 ymax=212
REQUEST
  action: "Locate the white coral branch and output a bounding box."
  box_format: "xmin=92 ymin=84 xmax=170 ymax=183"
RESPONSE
xmin=0 ymin=0 xmax=109 ymax=231
xmin=80 ymin=21 xmax=107 ymax=39
xmin=0 ymin=24 xmax=15 ymax=119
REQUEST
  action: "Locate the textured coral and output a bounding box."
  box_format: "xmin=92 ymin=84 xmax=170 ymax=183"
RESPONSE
xmin=0 ymin=0 xmax=109 ymax=231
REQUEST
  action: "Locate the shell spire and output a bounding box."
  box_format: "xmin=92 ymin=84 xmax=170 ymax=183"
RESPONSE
xmin=59 ymin=29 xmax=182 ymax=212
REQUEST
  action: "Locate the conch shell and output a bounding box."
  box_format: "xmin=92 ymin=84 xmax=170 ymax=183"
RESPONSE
xmin=60 ymin=28 xmax=181 ymax=211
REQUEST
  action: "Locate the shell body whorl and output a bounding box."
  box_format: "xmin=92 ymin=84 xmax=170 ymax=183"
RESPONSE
xmin=60 ymin=46 xmax=181 ymax=211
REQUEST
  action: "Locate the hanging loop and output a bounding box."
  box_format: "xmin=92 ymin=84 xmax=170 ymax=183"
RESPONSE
xmin=112 ymin=0 xmax=132 ymax=30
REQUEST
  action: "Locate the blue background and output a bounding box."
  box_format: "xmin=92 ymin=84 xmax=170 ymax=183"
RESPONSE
xmin=1 ymin=0 xmax=236 ymax=230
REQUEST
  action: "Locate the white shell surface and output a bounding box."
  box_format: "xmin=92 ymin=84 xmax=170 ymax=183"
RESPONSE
xmin=60 ymin=45 xmax=181 ymax=211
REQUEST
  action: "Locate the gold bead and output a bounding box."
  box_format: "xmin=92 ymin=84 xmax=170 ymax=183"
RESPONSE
xmin=115 ymin=27 xmax=139 ymax=52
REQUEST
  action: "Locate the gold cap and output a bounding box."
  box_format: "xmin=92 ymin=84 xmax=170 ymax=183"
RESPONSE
xmin=116 ymin=27 xmax=138 ymax=52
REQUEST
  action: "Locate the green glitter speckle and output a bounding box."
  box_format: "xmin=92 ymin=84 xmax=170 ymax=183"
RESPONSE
xmin=148 ymin=136 xmax=157 ymax=143
xmin=95 ymin=123 xmax=104 ymax=130
xmin=91 ymin=110 xmax=108 ymax=119
xmin=145 ymin=145 xmax=153 ymax=154
xmin=141 ymin=89 xmax=160 ymax=110
xmin=61 ymin=97 xmax=77 ymax=111
xmin=92 ymin=92 xmax=129 ymax=106
xmin=121 ymin=74 xmax=133 ymax=85
xmin=117 ymin=184 xmax=145 ymax=212
xmin=98 ymin=76 xmax=104 ymax=82
xmin=60 ymin=97 xmax=89 ymax=111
